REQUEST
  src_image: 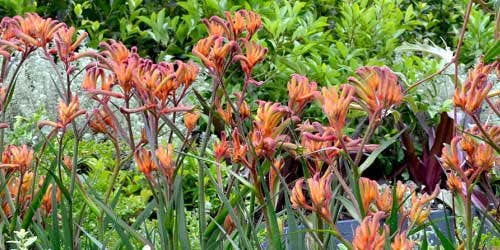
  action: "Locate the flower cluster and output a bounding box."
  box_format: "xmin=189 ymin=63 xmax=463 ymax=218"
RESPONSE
xmin=250 ymin=101 xmax=291 ymax=158
xmin=288 ymin=68 xmax=400 ymax=174
xmin=1 ymin=145 xmax=34 ymax=174
xmin=0 ymin=13 xmax=64 ymax=55
xmin=194 ymin=10 xmax=266 ymax=84
xmin=352 ymin=212 xmax=387 ymax=250
xmin=287 ymin=74 xmax=319 ymax=117
xmin=84 ymin=40 xmax=198 ymax=113
xmin=357 ymin=177 xmax=439 ymax=226
xmin=0 ymin=13 xmax=88 ymax=123
xmin=291 ymin=172 xmax=333 ymax=222
xmin=78 ymin=37 xmax=201 ymax=188
xmin=352 ymin=211 xmax=415 ymax=250
xmin=441 ymin=134 xmax=497 ymax=195
xmin=1 ymin=171 xmax=60 ymax=218
xmin=349 ymin=66 xmax=404 ymax=121
xmin=453 ymin=59 xmax=497 ymax=115
xmin=134 ymin=143 xmax=176 ymax=185
xmin=0 ymin=13 xmax=87 ymax=72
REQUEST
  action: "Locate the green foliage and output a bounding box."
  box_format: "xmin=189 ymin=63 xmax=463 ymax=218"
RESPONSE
xmin=6 ymin=229 xmax=37 ymax=250
xmin=1 ymin=1 xmax=498 ymax=249
xmin=0 ymin=0 xmax=37 ymax=16
xmin=7 ymin=107 xmax=46 ymax=145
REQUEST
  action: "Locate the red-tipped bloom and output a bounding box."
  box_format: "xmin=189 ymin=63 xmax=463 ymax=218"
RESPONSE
xmin=376 ymin=186 xmax=392 ymax=214
xmin=239 ymin=99 xmax=250 ymax=120
xmin=214 ymin=132 xmax=230 ymax=163
xmin=291 ymin=179 xmax=310 ymax=210
xmin=58 ymin=95 xmax=86 ymax=127
xmin=230 ymin=128 xmax=248 ymax=165
xmin=317 ymin=84 xmax=355 ymax=134
xmin=470 ymin=142 xmax=495 ymax=174
xmin=99 ymin=40 xmax=139 ymax=93
xmin=1 ymin=145 xmax=34 ymax=174
xmin=224 ymin=10 xmax=262 ymax=40
xmin=224 ymin=11 xmax=246 ymax=39
xmin=297 ymin=121 xmax=340 ymax=170
xmin=250 ymin=102 xmax=290 ymax=158
xmin=287 ymin=74 xmax=319 ymax=115
xmin=63 ymin=155 xmax=73 ymax=170
xmin=88 ymin=109 xmax=114 ymax=135
xmin=176 ymin=60 xmax=199 ymax=88
xmin=396 ymin=181 xmax=408 ymax=206
xmin=408 ymin=187 xmax=439 ymax=225
xmin=54 ymin=26 xmax=88 ymax=63
xmin=7 ymin=13 xmax=64 ymax=49
xmin=156 ymin=144 xmax=175 ymax=185
xmin=453 ymin=60 xmax=496 ymax=115
xmin=202 ymin=18 xmax=229 ymax=37
xmin=240 ymin=10 xmax=262 ymax=39
xmin=2 ymin=172 xmax=36 ymax=217
xmin=291 ymin=172 xmax=333 ymax=221
xmin=253 ymin=102 xmax=289 ymax=138
xmin=215 ymin=97 xmax=233 ymax=125
xmin=184 ymin=110 xmax=201 ymax=133
xmin=233 ymin=39 xmax=267 ymax=80
xmin=359 ymin=177 xmax=379 ymax=213
xmin=391 ymin=231 xmax=415 ymax=250
xmin=192 ymin=36 xmax=234 ymax=76
xmin=440 ymin=136 xmax=463 ymax=171
xmin=269 ymin=157 xmax=284 ymax=197
xmin=442 ymin=134 xmax=495 ymax=184
xmin=41 ymin=184 xmax=61 ymax=215
xmin=446 ymin=172 xmax=463 ymax=193
xmin=352 ymin=211 xmax=388 ymax=250
xmin=135 ymin=148 xmax=157 ymax=180
xmin=349 ymin=66 xmax=403 ymax=119
xmin=307 ymin=173 xmax=333 ymax=221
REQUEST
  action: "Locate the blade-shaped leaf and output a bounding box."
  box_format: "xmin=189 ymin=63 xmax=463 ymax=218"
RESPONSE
xmin=92 ymin=196 xmax=153 ymax=247
xmin=359 ymin=128 xmax=406 ymax=173
xmin=174 ymin=175 xmax=191 ymax=250
xmin=336 ymin=196 xmax=361 ymax=222
xmin=77 ymin=225 xmax=105 ymax=249
xmin=429 ymin=219 xmax=455 ymax=250
xmin=421 ymin=229 xmax=428 ymax=250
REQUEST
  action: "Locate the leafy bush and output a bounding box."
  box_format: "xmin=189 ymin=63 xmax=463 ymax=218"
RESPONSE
xmin=0 ymin=1 xmax=498 ymax=250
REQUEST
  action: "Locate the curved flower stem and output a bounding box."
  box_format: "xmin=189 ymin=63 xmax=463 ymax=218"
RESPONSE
xmin=197 ymin=77 xmax=219 ymax=248
xmin=451 ymin=192 xmax=462 ymax=243
xmin=0 ymin=57 xmax=27 ymax=154
xmin=453 ymin=0 xmax=474 ymax=136
xmin=405 ymin=62 xmax=453 ymax=94
xmin=485 ymin=97 xmax=500 ymax=117
xmin=69 ymin=123 xmax=80 ymax=195
xmin=317 ymin=213 xmax=323 ymax=243
xmin=353 ymin=116 xmax=378 ymax=167
xmin=453 ymin=0 xmax=474 ymax=87
xmin=330 ymin=164 xmax=360 ymax=216
xmin=471 ymin=115 xmax=500 ymax=153
xmin=352 ymin=115 xmax=379 ymax=218
xmin=0 ymin=148 xmax=16 ymax=227
xmin=124 ymin=98 xmax=135 ymax=150
xmin=104 ymin=138 xmax=121 ymax=203
xmin=15 ymin=173 xmax=25 ymax=215
xmin=465 ymin=190 xmax=473 ymax=250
